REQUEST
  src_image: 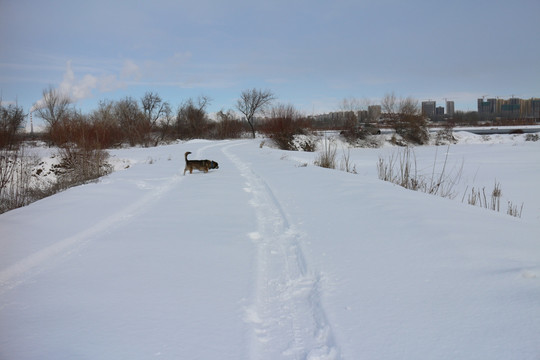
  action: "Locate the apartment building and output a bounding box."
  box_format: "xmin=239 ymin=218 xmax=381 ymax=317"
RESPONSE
xmin=478 ymin=97 xmax=540 ymax=119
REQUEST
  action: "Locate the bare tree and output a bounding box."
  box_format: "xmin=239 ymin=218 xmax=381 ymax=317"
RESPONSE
xmin=382 ymin=92 xmax=428 ymax=144
xmin=176 ymin=96 xmax=211 ymax=139
xmin=261 ymin=103 xmax=308 ymax=150
xmin=0 ymin=99 xmax=25 ymax=149
xmin=215 ymin=109 xmax=244 ymax=139
xmin=155 ymin=104 xmax=175 ymax=144
xmin=381 ymin=92 xmax=398 ymax=116
xmin=35 ymin=86 xmax=72 ymax=128
xmin=114 ymin=97 xmax=148 ymax=146
xmin=269 ymin=103 xmax=301 ymax=120
xmin=236 ymin=88 xmax=275 ymax=138
xmin=88 ymin=100 xmax=123 ymax=148
xmin=141 ymin=92 xmax=170 ymax=128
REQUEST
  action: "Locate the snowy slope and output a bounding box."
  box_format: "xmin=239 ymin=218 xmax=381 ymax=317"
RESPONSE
xmin=1 ymin=136 xmax=539 ymax=359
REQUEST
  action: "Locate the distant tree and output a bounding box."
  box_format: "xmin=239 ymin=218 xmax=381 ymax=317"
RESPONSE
xmin=382 ymin=92 xmax=429 ymax=145
xmin=260 ymin=103 xmax=312 ymax=150
xmin=155 ymin=104 xmax=175 ymax=144
xmin=88 ymin=100 xmax=124 ymax=148
xmin=140 ymin=92 xmax=173 ymax=145
xmin=176 ymin=96 xmax=211 ymax=139
xmin=0 ymin=100 xmax=25 ymax=149
xmin=141 ymin=92 xmax=170 ymax=129
xmin=236 ymin=88 xmax=275 ymax=138
xmin=381 ymin=92 xmax=399 ymax=121
xmin=453 ymin=110 xmax=480 ymax=126
xmin=34 ymin=86 xmax=72 ymax=128
xmin=214 ymin=109 xmax=244 ymax=139
xmin=114 ymin=97 xmax=148 ymax=146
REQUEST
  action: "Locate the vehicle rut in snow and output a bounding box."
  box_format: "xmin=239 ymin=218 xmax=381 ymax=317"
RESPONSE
xmin=0 ymin=142 xmax=223 ymax=295
xmin=222 ymin=143 xmax=340 ymax=360
xmin=0 ymin=174 xmax=183 ymax=296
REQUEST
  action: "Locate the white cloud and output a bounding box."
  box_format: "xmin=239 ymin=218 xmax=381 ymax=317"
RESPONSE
xmin=57 ymin=59 xmax=145 ymax=102
xmin=58 ymin=60 xmax=98 ymax=101
xmin=30 ymin=60 xmax=142 ymax=110
xmin=120 ymin=59 xmax=141 ymax=80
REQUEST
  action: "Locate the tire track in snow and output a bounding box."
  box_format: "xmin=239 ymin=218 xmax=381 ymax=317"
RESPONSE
xmin=222 ymin=143 xmax=340 ymax=360
xmin=0 ymin=142 xmax=220 ymax=295
xmin=0 ymin=174 xmax=183 ymax=296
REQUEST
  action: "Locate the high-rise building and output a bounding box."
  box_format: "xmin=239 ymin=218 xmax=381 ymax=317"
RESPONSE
xmin=422 ymin=101 xmax=436 ymax=117
xmin=368 ymin=105 xmax=381 ymax=121
xmin=501 ymin=98 xmax=521 ymax=118
xmin=527 ymin=98 xmax=540 ymax=118
xmin=478 ymin=97 xmax=540 ymax=119
xmin=446 ymin=101 xmax=455 ymax=116
xmin=477 ymin=98 xmax=497 ymax=115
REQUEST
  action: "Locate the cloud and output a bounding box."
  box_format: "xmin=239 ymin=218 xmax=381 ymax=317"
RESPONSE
xmin=30 ymin=60 xmax=142 ymax=110
xmin=59 ymin=59 xmax=144 ymax=101
xmin=58 ymin=61 xmax=98 ymax=100
xmin=120 ymin=59 xmax=141 ymax=80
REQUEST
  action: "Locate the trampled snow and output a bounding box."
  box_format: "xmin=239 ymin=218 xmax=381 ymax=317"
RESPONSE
xmin=1 ymin=133 xmax=539 ymax=359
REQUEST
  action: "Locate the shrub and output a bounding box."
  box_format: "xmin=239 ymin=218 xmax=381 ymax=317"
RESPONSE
xmin=213 ymin=110 xmax=246 ymax=139
xmin=55 ymin=145 xmax=112 ymax=189
xmin=0 ymin=146 xmax=40 ymax=213
xmin=394 ymin=114 xmax=430 ymax=145
xmin=115 ymin=97 xmax=151 ymax=146
xmin=295 ymin=136 xmax=317 ymax=152
xmin=260 ymin=104 xmax=311 ymax=150
xmin=434 ymin=122 xmax=457 ymax=145
xmin=0 ymin=102 xmax=25 ymax=149
xmin=0 ymin=143 xmax=112 ymax=214
xmin=175 ymin=97 xmax=212 ymax=140
xmin=314 ymin=137 xmax=337 ymax=169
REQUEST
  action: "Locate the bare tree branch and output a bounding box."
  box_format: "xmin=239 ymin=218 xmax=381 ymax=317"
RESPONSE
xmin=236 ymin=88 xmax=275 ymax=138
xmin=35 ymin=86 xmax=72 ymax=128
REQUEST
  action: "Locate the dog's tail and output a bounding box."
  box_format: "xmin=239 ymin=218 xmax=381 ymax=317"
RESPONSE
xmin=184 ymin=151 xmax=191 ymax=162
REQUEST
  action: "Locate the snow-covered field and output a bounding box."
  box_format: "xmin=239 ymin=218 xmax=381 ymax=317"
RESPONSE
xmin=1 ymin=132 xmax=539 ymax=359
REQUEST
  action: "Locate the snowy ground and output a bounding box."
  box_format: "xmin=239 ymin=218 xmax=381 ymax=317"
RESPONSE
xmin=1 ymin=132 xmax=539 ymax=359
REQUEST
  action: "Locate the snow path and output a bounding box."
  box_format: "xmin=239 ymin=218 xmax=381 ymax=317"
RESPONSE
xmin=223 ymin=143 xmax=340 ymax=360
xmin=0 ymin=175 xmax=183 ymax=294
xmin=0 ymin=142 xmax=223 ymax=295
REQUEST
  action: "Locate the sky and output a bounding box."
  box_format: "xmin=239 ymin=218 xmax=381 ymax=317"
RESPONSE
xmin=1 ymin=0 xmax=539 ymax=124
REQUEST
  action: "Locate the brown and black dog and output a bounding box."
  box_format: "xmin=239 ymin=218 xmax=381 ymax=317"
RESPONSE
xmin=183 ymin=151 xmax=219 ymax=175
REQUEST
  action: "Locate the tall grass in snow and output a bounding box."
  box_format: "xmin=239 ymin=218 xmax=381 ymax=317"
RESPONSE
xmin=314 ymin=137 xmax=337 ymax=169
xmin=377 ymin=146 xmax=524 ymax=218
xmin=377 ymin=145 xmax=462 ymax=199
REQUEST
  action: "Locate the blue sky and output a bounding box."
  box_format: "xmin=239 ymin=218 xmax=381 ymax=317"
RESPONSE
xmin=1 ymin=0 xmax=539 ymax=122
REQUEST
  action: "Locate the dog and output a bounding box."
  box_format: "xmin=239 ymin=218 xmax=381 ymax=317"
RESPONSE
xmin=184 ymin=151 xmax=219 ymax=175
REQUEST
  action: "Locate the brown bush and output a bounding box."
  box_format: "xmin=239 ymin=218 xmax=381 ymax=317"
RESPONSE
xmin=46 ymin=110 xmax=128 ymax=150
xmin=259 ymin=104 xmax=311 ymax=150
xmin=212 ymin=110 xmax=246 ymax=139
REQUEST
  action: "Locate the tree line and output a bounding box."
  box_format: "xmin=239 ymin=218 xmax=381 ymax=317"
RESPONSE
xmin=3 ymin=87 xmax=498 ymax=151
xmin=0 ymin=87 xmax=280 ymax=150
